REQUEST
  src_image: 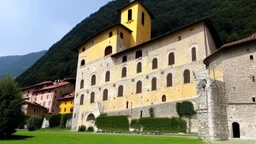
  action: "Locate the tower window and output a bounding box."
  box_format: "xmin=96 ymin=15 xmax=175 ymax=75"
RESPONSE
xmin=142 ymin=12 xmax=145 ymax=25
xmin=105 ymin=46 xmax=112 ymax=56
xmin=81 ymin=60 xmax=85 ymax=66
xmin=80 ymin=94 xmax=84 ymax=105
xmin=80 ymin=79 xmax=84 ymax=89
xmin=135 ymin=50 xmax=142 ymax=59
xmin=152 ymin=58 xmax=158 ymax=69
xmin=109 ymin=32 xmax=113 ymax=38
xmin=162 ymin=95 xmax=166 ymax=102
xmin=250 ymin=55 xmax=254 ymax=60
xmin=168 ymin=53 xmax=175 ymax=65
xmin=118 ymin=85 xmax=124 ymax=97
xmin=120 ymin=32 xmax=124 ymax=39
xmin=151 ymin=77 xmax=157 ymax=91
xmin=184 ymin=69 xmax=190 ymax=84
xmin=105 ymin=71 xmax=110 ymax=82
xmin=91 ymin=75 xmax=96 ymax=86
xmin=167 ymin=73 xmax=173 ymax=87
xmin=90 ymin=92 xmax=95 ymax=103
xmin=82 ymin=47 xmax=85 ymax=52
xmin=128 ymin=9 xmax=132 ymax=21
xmin=178 ymin=36 xmax=181 ymax=41
xmin=137 ymin=62 xmax=142 ymax=73
xmin=252 ymin=97 xmax=256 ymax=103
xmin=136 ymin=81 xmax=142 ymax=94
xmin=192 ymin=47 xmax=197 ymax=61
xmin=126 ymin=101 xmax=129 ymax=109
xmin=122 ymin=67 xmax=127 ymax=78
xmin=103 ymin=89 xmax=108 ymax=101
xmin=122 ymin=56 xmax=127 ymax=62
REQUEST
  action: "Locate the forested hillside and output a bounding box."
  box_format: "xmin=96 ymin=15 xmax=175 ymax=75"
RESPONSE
xmin=0 ymin=50 xmax=46 ymax=78
xmin=16 ymin=0 xmax=256 ymax=86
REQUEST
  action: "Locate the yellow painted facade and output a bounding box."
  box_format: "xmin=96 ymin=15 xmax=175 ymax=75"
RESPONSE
xmin=59 ymin=99 xmax=74 ymax=114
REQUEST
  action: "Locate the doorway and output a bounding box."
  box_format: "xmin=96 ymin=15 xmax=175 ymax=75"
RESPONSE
xmin=232 ymin=122 xmax=240 ymax=138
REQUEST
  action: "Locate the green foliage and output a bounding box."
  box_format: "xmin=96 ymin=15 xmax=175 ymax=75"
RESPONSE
xmin=60 ymin=114 xmax=73 ymax=128
xmin=176 ymin=101 xmax=196 ymax=118
xmin=95 ymin=116 xmax=129 ymax=132
xmin=78 ymin=125 xmax=86 ymax=132
xmin=0 ymin=76 xmax=25 ymax=137
xmin=16 ymin=0 xmax=256 ymax=87
xmin=87 ymin=126 xmax=94 ymax=132
xmin=48 ymin=114 xmax=62 ymax=128
xmin=27 ymin=115 xmax=43 ymax=131
xmin=130 ymin=119 xmax=140 ymax=129
xmin=99 ymin=113 xmax=108 ymax=117
xmin=138 ymin=117 xmax=187 ymax=133
xmin=148 ymin=107 xmax=155 ymax=118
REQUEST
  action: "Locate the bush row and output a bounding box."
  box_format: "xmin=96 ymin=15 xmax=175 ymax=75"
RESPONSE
xmin=27 ymin=115 xmax=43 ymax=131
xmin=95 ymin=115 xmax=129 ymax=132
xmin=78 ymin=125 xmax=94 ymax=132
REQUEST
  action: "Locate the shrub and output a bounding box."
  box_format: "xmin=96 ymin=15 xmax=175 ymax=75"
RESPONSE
xmin=95 ymin=116 xmax=129 ymax=132
xmin=78 ymin=125 xmax=86 ymax=132
xmin=149 ymin=107 xmax=155 ymax=117
xmin=27 ymin=115 xmax=43 ymax=131
xmin=60 ymin=114 xmax=72 ymax=128
xmin=130 ymin=119 xmax=140 ymax=129
xmin=48 ymin=114 xmax=62 ymax=128
xmin=0 ymin=77 xmax=25 ymax=137
xmin=87 ymin=126 xmax=94 ymax=132
xmin=138 ymin=117 xmax=187 ymax=133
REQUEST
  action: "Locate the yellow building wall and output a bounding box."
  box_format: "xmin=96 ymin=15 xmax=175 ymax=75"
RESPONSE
xmin=120 ymin=2 xmax=151 ymax=47
xmin=59 ymin=99 xmax=74 ymax=114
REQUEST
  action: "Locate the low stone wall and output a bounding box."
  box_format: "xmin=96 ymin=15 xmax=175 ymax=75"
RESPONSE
xmin=41 ymin=118 xmax=49 ymax=128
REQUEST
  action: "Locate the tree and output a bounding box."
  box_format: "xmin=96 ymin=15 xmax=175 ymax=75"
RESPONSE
xmin=148 ymin=107 xmax=155 ymax=118
xmin=0 ymin=76 xmax=25 ymax=137
xmin=176 ymin=101 xmax=196 ymax=133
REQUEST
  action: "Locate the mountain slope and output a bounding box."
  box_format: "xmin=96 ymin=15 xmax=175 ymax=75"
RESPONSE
xmin=16 ymin=0 xmax=256 ymax=86
xmin=0 ymin=50 xmax=46 ymax=78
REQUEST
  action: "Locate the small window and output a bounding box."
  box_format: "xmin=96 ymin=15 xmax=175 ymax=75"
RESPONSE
xmin=151 ymin=77 xmax=157 ymax=91
xmin=81 ymin=60 xmax=85 ymax=66
xmin=80 ymin=79 xmax=84 ymax=89
xmin=184 ymin=69 xmax=190 ymax=84
xmin=105 ymin=71 xmax=110 ymax=82
xmin=120 ymin=32 xmax=124 ymax=39
xmin=250 ymin=55 xmax=254 ymax=60
xmin=90 ymin=92 xmax=95 ymax=103
xmin=128 ymin=9 xmax=132 ymax=21
xmin=136 ymin=81 xmax=142 ymax=94
xmin=192 ymin=47 xmax=197 ymax=61
xmin=167 ymin=73 xmax=173 ymax=87
xmin=137 ymin=62 xmax=142 ymax=73
xmin=162 ymin=95 xmax=166 ymax=102
xmin=82 ymin=47 xmax=85 ymax=52
xmin=152 ymin=58 xmax=158 ymax=69
xmin=91 ymin=75 xmax=96 ymax=86
xmin=168 ymin=53 xmax=175 ymax=65
xmin=118 ymin=85 xmax=124 ymax=97
xmin=140 ymin=110 xmax=143 ymax=118
xmin=64 ymin=108 xmax=66 ymax=112
xmin=141 ymin=12 xmax=145 ymax=25
xmin=122 ymin=56 xmax=127 ymax=62
xmin=103 ymin=89 xmax=108 ymax=101
xmin=178 ymin=36 xmax=181 ymax=41
xmin=122 ymin=67 xmax=127 ymax=78
xmin=80 ymin=94 xmax=84 ymax=105
xmin=109 ymin=32 xmax=113 ymax=38
xmin=253 ymin=97 xmax=256 ymax=102
xmin=105 ymin=46 xmax=112 ymax=56
xmin=136 ymin=50 xmax=142 ymax=59
xmin=126 ymin=101 xmax=129 ymax=109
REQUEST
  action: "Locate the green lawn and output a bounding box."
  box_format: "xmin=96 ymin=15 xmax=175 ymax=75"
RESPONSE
xmin=0 ymin=131 xmax=206 ymax=144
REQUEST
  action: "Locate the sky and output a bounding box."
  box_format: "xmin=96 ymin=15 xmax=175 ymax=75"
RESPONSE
xmin=0 ymin=0 xmax=110 ymax=56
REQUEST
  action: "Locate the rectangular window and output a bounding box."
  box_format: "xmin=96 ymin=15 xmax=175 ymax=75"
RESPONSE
xmin=253 ymin=97 xmax=256 ymax=103
xmin=250 ymin=55 xmax=254 ymax=60
xmin=142 ymin=12 xmax=145 ymax=25
xmin=128 ymin=9 xmax=132 ymax=21
xmin=120 ymin=32 xmax=124 ymax=39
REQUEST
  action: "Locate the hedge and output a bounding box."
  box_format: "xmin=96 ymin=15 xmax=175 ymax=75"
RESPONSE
xmin=60 ymin=114 xmax=72 ymax=128
xmin=78 ymin=125 xmax=86 ymax=132
xmin=27 ymin=115 xmax=43 ymax=131
xmin=95 ymin=116 xmax=129 ymax=132
xmin=138 ymin=117 xmax=187 ymax=133
xmin=48 ymin=114 xmax=62 ymax=128
xmin=130 ymin=119 xmax=140 ymax=129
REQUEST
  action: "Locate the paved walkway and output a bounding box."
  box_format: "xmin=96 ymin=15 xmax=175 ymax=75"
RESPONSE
xmin=211 ymin=140 xmax=256 ymax=144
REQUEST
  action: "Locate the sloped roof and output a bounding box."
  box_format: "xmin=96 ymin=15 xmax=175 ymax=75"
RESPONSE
xmin=33 ymin=82 xmax=70 ymax=93
xmin=58 ymin=91 xmax=75 ymax=101
xmin=24 ymin=101 xmax=48 ymax=110
xmin=22 ymin=81 xmax=53 ymax=90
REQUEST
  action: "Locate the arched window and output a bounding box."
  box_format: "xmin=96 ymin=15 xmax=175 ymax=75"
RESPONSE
xmin=168 ymin=53 xmax=175 ymax=65
xmin=90 ymin=92 xmax=95 ymax=103
xmin=167 ymin=73 xmax=173 ymax=87
xmin=109 ymin=32 xmax=113 ymax=38
xmin=105 ymin=46 xmax=112 ymax=56
xmin=128 ymin=9 xmax=132 ymax=21
xmin=142 ymin=12 xmax=145 ymax=25
xmin=151 ymin=77 xmax=157 ymax=91
xmin=122 ymin=67 xmax=127 ymax=78
xmin=184 ymin=69 xmax=190 ymax=84
xmin=103 ymin=89 xmax=108 ymax=101
xmin=91 ymin=75 xmax=96 ymax=86
xmin=80 ymin=79 xmax=84 ymax=89
xmin=118 ymin=85 xmax=124 ymax=97
xmin=105 ymin=71 xmax=110 ymax=82
xmin=80 ymin=94 xmax=84 ymax=105
xmin=122 ymin=56 xmax=127 ymax=62
xmin=152 ymin=58 xmax=158 ymax=69
xmin=192 ymin=47 xmax=196 ymax=61
xmin=136 ymin=50 xmax=142 ymax=59
xmin=136 ymin=81 xmax=142 ymax=94
xmin=162 ymin=95 xmax=166 ymax=102
xmin=81 ymin=60 xmax=85 ymax=66
xmin=137 ymin=62 xmax=142 ymax=73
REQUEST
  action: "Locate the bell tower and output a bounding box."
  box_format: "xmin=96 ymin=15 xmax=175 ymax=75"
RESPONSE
xmin=120 ymin=0 xmax=153 ymax=47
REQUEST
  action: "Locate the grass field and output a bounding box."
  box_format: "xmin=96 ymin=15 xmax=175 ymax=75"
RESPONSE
xmin=0 ymin=131 xmax=206 ymax=144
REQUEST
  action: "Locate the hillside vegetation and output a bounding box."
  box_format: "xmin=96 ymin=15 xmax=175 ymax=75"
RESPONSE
xmin=16 ymin=0 xmax=256 ymax=86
